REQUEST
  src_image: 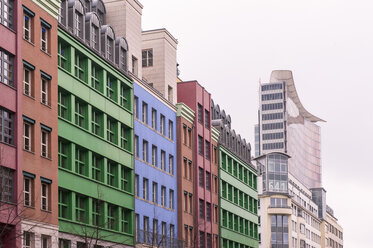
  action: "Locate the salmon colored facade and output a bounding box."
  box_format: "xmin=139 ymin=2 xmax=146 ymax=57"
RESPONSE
xmin=176 ymin=103 xmax=195 ymax=247
xmin=21 ymin=0 xmax=59 ymax=246
xmin=177 ymin=81 xmax=219 ymax=248
xmin=0 ymin=0 xmax=23 ymax=246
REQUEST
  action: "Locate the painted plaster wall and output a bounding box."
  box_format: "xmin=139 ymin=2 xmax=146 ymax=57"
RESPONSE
xmin=134 ymin=81 xmax=178 ymax=238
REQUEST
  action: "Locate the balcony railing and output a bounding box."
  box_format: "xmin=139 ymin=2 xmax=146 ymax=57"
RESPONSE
xmin=136 ymin=229 xmax=184 ymax=248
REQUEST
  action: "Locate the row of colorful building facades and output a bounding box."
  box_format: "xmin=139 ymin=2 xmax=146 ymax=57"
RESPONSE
xmin=0 ymin=0 xmax=342 ymax=248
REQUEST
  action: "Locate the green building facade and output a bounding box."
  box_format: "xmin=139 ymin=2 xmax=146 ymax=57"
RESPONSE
xmin=56 ymin=1 xmax=134 ymax=246
xmin=211 ymin=102 xmax=259 ymax=248
xmin=219 ymin=145 xmax=259 ymax=248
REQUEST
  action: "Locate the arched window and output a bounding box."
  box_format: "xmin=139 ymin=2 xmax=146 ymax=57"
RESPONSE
xmin=116 ymin=37 xmax=128 ymax=71
xmin=92 ymin=0 xmax=106 ymax=25
xmin=101 ymin=25 xmax=115 ymax=62
xmin=68 ymin=0 xmax=85 ymax=39
xmin=85 ymin=12 xmax=100 ymax=51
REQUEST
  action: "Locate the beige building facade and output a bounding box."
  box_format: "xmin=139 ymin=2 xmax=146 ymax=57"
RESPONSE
xmin=321 ymin=209 xmax=343 ymax=248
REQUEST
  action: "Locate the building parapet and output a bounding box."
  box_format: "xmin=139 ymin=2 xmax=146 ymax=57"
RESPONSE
xmin=33 ymin=0 xmax=61 ymax=20
xmin=176 ymin=103 xmax=195 ymax=123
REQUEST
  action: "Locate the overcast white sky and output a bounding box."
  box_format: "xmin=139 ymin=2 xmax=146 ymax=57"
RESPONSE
xmin=141 ymin=0 xmax=373 ymax=246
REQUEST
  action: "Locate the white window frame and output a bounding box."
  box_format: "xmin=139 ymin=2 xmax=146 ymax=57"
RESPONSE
xmin=23 ymin=14 xmax=32 ymax=42
xmin=41 ymin=129 xmax=49 ymax=158
xmin=161 ymin=151 xmax=165 ymax=170
xmin=23 ymin=122 xmax=32 ymax=151
xmin=41 ymin=235 xmax=51 ymax=248
xmin=24 ymin=177 xmax=32 ymax=207
xmin=23 ymin=67 xmax=32 ymax=96
xmin=41 ymin=182 xmax=48 ymax=211
xmin=161 ymin=186 xmax=166 ymax=207
xmin=41 ymin=77 xmax=49 ymax=105
xmin=23 ymin=231 xmax=34 ymax=248
xmin=41 ymin=26 xmax=48 ymax=52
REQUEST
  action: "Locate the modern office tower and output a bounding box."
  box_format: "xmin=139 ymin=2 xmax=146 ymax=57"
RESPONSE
xmin=254 ymin=153 xmax=322 ymax=248
xmin=211 ymin=102 xmax=259 ymax=248
xmin=177 ymin=81 xmax=219 ymax=248
xmin=21 ymin=0 xmax=60 ymax=247
xmin=176 ymin=103 xmax=195 ymax=247
xmin=133 ymin=80 xmax=178 ymax=247
xmin=142 ymin=29 xmax=178 ymax=104
xmin=321 ymin=206 xmax=343 ymax=248
xmin=57 ymin=1 xmax=134 ymax=247
xmin=256 ymin=70 xmax=323 ymax=189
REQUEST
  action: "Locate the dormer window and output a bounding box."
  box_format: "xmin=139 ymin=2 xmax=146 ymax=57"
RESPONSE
xmin=115 ymin=37 xmax=128 ymax=71
xmin=92 ymin=25 xmax=99 ymax=49
xmin=107 ymin=37 xmax=113 ymax=61
xmin=101 ymin=26 xmax=115 ymax=62
xmin=75 ymin=12 xmax=83 ymax=38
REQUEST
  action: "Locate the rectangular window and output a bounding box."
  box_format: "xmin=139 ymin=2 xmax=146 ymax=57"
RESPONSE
xmin=206 ymin=233 xmax=211 ymax=248
xmin=188 ymin=128 xmax=192 ymax=148
xmin=23 ymin=231 xmax=34 ymax=248
xmin=1 ymin=0 xmax=14 ymax=29
xmin=91 ymin=64 xmax=101 ymax=91
xmin=58 ymin=90 xmax=69 ymax=120
xmin=206 ymin=171 xmax=211 ymax=191
xmin=75 ymin=146 xmax=87 ymax=175
xmin=41 ymin=76 xmax=50 ymax=106
xmin=160 ymin=150 xmax=165 ymax=170
xmin=199 ymin=167 xmax=204 ymax=187
xmin=205 ymin=110 xmax=210 ymax=128
xmin=134 ymin=96 xmax=139 ymax=118
xmin=188 ymin=160 xmax=193 ymax=181
xmin=107 ymin=37 xmax=114 ymax=61
xmin=197 ymin=104 xmax=203 ymax=123
xmin=107 ymin=204 xmax=116 ymax=230
xmin=205 ymin=140 xmax=210 ymax=160
xmin=58 ymin=239 xmax=71 ymax=248
xmin=75 ymin=195 xmax=86 ymax=222
xmin=24 ymin=177 xmax=33 ymax=207
xmin=152 ymin=182 xmax=158 ymax=203
xmin=120 ymin=124 xmax=129 ymax=150
xmin=41 ymin=235 xmax=51 ymax=248
xmin=152 ymin=145 xmax=157 ymax=166
xmin=169 ymin=189 xmax=174 ymax=209
xmin=92 ymin=199 xmax=102 ymax=226
xmin=41 ymin=23 xmax=49 ymax=53
xmin=143 ymin=216 xmax=149 ymax=242
xmin=107 ymin=117 xmax=116 ymax=144
xmin=41 ymin=182 xmax=49 ymax=211
xmin=161 ymin=186 xmax=166 ymax=206
xmin=184 ymin=192 xmax=188 ymax=212
xmin=41 ymin=128 xmax=50 ymax=158
xmin=23 ymin=67 xmax=32 ymax=96
xmin=183 ymin=125 xmax=187 ymax=145
xmin=183 ymin=159 xmax=187 ymax=179
xmin=120 ymin=165 xmax=129 ymax=192
xmin=92 ymin=154 xmax=103 ymax=182
xmin=199 ymin=231 xmax=205 ymax=248
xmin=214 ymin=205 xmax=218 ymax=223
xmin=58 ymin=190 xmax=69 ymax=219
xmin=91 ymin=108 xmax=102 ymax=137
xmin=134 ymin=135 xmax=139 ymax=157
xmin=189 ymin=194 xmax=193 ymax=214
xmin=168 ymin=120 xmax=173 ymax=140
xmin=143 ymin=178 xmax=149 ymax=200
xmin=91 ymin=24 xmax=99 ymax=50
xmin=151 ymin=108 xmax=157 ymax=129
xmin=107 ymin=161 xmax=116 ymax=187
xmin=142 ymin=49 xmax=153 ymax=67
xmin=169 ymin=155 xmax=174 ymax=175
xmin=74 ymin=99 xmax=86 ymax=128
xmin=23 ymin=121 xmax=33 ymax=151
xmin=143 ymin=140 xmax=148 ymax=162
xmin=131 ymin=56 xmax=138 ymax=76
xmin=168 ymin=85 xmax=173 ymax=102
xmin=199 ymin=199 xmax=204 ymax=218
xmin=142 ymin=102 xmax=148 ymax=124
xmin=106 ymin=74 xmax=116 ymax=101
xmin=74 ymin=11 xmax=83 ymax=38
xmin=135 ymin=174 xmax=139 ymax=197
xmin=198 ymin=135 xmax=203 ymax=155
xmin=58 ymin=42 xmax=68 ymax=70
xmin=0 ymin=49 xmax=14 ymax=87
xmin=206 ymin=202 xmax=211 ymax=222
xmin=160 ymin=115 xmax=165 ymax=135
xmin=58 ymin=139 xmax=69 ymax=169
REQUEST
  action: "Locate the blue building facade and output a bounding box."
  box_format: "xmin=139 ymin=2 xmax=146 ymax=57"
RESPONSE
xmin=133 ymin=81 xmax=178 ymax=247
